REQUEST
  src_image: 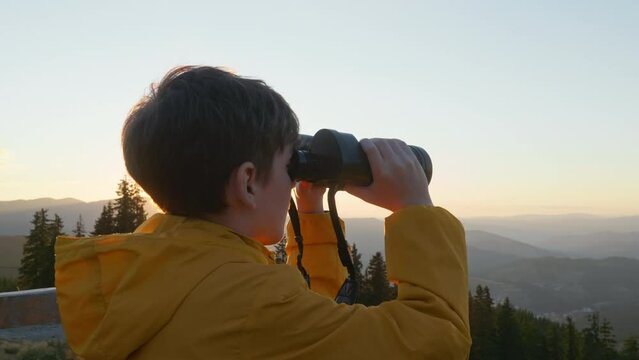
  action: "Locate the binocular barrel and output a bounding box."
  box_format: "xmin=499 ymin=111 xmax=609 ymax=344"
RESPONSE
xmin=288 ymin=129 xmax=432 ymax=186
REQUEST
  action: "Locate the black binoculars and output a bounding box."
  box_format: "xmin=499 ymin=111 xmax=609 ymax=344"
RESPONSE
xmin=287 ymin=129 xmax=433 ymax=186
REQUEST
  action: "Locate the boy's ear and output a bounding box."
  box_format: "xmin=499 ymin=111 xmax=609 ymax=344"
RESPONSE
xmin=226 ymin=161 xmax=258 ymax=209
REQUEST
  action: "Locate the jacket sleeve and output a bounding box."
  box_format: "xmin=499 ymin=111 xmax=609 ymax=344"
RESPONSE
xmin=243 ymin=206 xmax=471 ymax=360
xmin=285 ymin=212 xmax=348 ymax=299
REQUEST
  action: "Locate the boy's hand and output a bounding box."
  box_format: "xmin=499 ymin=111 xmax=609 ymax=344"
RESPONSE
xmin=345 ymin=138 xmax=433 ymax=212
xmin=294 ymin=181 xmax=326 ymax=214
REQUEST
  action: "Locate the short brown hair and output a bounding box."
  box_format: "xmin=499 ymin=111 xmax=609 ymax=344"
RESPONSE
xmin=122 ymin=66 xmax=299 ymax=216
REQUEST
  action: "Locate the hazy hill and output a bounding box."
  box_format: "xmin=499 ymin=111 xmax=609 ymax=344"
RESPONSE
xmin=466 ymin=230 xmax=556 ymax=258
xmin=471 ymin=256 xmax=639 ymax=340
xmin=463 ymin=214 xmax=639 ymax=245
xmin=466 ymin=230 xmax=558 ymax=273
xmin=345 ymin=214 xmax=639 ymax=261
xmin=0 ymin=198 xmax=82 ymax=214
xmin=537 ymin=231 xmax=639 ymax=259
xmin=342 ymin=222 xmax=559 ymax=271
xmin=0 ymin=198 xmax=159 ymax=236
xmin=474 ymin=256 xmax=639 ymax=310
xmin=0 ymin=236 xmax=26 ymax=278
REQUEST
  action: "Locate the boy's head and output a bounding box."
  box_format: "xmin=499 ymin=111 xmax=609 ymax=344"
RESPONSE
xmin=122 ymin=66 xmax=299 ymax=219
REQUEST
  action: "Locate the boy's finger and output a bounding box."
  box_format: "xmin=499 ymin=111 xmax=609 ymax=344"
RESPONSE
xmin=360 ymin=139 xmax=383 ymax=174
xmin=372 ymin=138 xmax=396 ymax=162
xmin=388 ymin=139 xmax=409 ymax=161
xmin=385 ymin=139 xmax=416 ymax=168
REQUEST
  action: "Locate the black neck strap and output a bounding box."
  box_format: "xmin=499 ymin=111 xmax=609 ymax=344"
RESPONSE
xmin=288 ymin=187 xmax=359 ymax=304
xmin=328 ymin=186 xmax=359 ymax=304
xmin=328 ymin=186 xmax=356 ymax=276
xmin=288 ymin=198 xmax=310 ymax=287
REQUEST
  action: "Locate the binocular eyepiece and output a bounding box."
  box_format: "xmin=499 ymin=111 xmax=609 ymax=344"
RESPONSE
xmin=287 ymin=129 xmax=432 ymax=187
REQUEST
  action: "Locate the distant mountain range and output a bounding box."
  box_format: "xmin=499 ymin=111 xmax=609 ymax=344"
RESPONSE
xmin=465 ymin=230 xmax=558 ymax=273
xmin=463 ymin=213 xmax=639 ymax=244
xmin=537 ymin=232 xmax=639 ymax=259
xmin=463 ymin=214 xmax=639 ymax=260
xmin=0 ymin=198 xmax=159 ymax=236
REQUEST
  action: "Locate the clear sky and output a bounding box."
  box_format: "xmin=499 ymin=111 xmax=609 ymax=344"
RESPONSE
xmin=1 ymin=0 xmax=637 ymax=218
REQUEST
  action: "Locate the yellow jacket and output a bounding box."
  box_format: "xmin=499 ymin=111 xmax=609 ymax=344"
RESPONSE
xmin=55 ymin=205 xmax=470 ymax=359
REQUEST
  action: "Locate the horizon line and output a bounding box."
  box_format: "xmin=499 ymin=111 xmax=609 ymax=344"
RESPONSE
xmin=1 ymin=196 xmax=637 ymax=219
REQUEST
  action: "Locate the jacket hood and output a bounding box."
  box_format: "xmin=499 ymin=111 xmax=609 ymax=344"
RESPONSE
xmin=55 ymin=213 xmax=273 ymax=360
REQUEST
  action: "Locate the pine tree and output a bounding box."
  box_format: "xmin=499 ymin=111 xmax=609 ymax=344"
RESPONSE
xmin=601 ymin=318 xmax=618 ymax=360
xmin=351 ymin=243 xmax=368 ymax=305
xmin=274 ymin=238 xmax=287 ymax=264
xmin=350 ymin=243 xmax=364 ymax=288
xmin=113 ymin=177 xmax=147 ymax=233
xmin=42 ymin=214 xmax=64 ymax=287
xmin=582 ymin=312 xmax=619 ymax=360
xmin=546 ymin=323 xmax=564 ymax=360
xmin=467 ymin=286 xmax=623 ymax=360
xmin=18 ymin=210 xmax=46 ymax=289
xmin=584 ymin=312 xmax=602 ymax=359
xmin=512 ymin=308 xmax=544 ymax=360
xmin=18 ymin=209 xmax=64 ymax=290
xmin=621 ymin=337 xmax=639 ymax=360
xmin=360 ymin=252 xmax=393 ymax=306
xmin=93 ymin=177 xmax=148 ymax=235
xmin=73 ymin=214 xmax=86 ymax=237
xmin=470 ymin=285 xmax=497 ymax=360
xmin=565 ymin=316 xmax=582 ymax=360
xmin=93 ymin=201 xmax=116 ymax=235
xmin=496 ymin=297 xmax=524 ymax=360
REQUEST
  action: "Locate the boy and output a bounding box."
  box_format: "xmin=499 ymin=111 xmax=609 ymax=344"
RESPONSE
xmin=55 ymin=66 xmax=471 ymax=359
